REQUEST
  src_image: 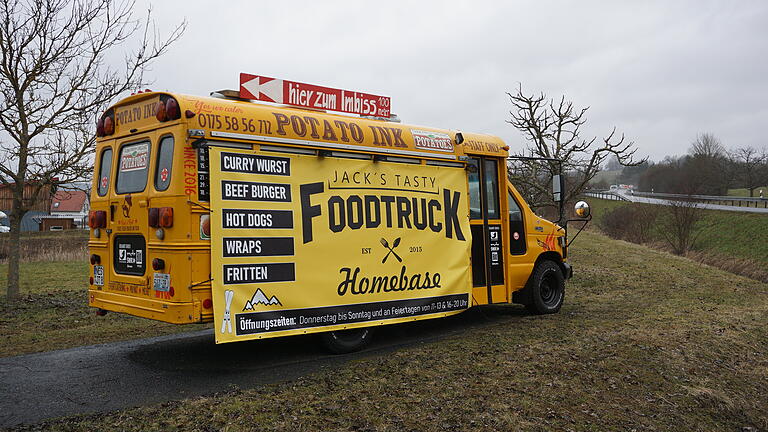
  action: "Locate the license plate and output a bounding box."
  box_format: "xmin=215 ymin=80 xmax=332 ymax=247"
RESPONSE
xmin=94 ymin=266 xmax=104 ymax=286
xmin=153 ymin=273 xmax=170 ymax=292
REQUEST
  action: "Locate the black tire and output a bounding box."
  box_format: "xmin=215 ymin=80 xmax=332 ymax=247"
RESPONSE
xmin=524 ymin=260 xmax=565 ymax=314
xmin=320 ymin=327 xmax=374 ymax=354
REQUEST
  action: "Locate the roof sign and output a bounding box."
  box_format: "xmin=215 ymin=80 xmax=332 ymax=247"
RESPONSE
xmin=239 ymin=73 xmax=391 ymax=118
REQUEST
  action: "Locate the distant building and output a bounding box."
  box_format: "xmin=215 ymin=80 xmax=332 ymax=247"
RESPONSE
xmin=0 ymin=182 xmax=54 ymax=232
xmin=48 ymin=190 xmax=89 ymax=228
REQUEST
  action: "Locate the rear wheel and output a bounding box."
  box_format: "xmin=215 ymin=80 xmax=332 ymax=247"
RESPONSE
xmin=320 ymin=327 xmax=374 ymax=354
xmin=524 ymin=260 xmax=565 ymax=314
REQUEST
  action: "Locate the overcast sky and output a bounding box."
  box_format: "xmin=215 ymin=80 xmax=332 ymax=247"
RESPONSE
xmin=132 ymin=0 xmax=768 ymax=162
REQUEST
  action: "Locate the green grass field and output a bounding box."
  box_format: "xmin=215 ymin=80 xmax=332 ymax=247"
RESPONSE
xmin=8 ymin=230 xmax=768 ymax=431
xmin=728 ymin=186 xmax=768 ymax=197
xmin=587 ymin=198 xmax=768 ymax=265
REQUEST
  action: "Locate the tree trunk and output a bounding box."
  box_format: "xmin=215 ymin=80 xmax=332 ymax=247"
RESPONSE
xmin=6 ymin=204 xmax=23 ymax=301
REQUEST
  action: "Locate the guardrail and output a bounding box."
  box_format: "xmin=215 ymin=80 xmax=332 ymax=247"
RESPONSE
xmin=631 ymin=191 xmax=768 ymax=208
xmin=583 ymin=190 xmax=631 ymax=202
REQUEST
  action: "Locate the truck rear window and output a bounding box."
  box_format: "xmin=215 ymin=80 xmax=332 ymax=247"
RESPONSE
xmin=97 ymin=148 xmax=113 ymax=196
xmin=116 ymin=141 xmax=150 ymax=194
xmin=154 ymin=135 xmax=174 ymax=191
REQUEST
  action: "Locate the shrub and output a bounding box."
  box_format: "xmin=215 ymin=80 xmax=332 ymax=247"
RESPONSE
xmin=658 ymin=200 xmax=705 ymax=255
xmin=599 ymin=203 xmax=658 ymax=244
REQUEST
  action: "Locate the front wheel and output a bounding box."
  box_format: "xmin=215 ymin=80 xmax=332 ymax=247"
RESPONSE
xmin=320 ymin=327 xmax=374 ymax=354
xmin=524 ymin=260 xmax=565 ymax=314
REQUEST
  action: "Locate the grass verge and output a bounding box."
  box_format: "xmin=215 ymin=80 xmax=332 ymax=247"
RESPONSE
xmin=588 ymin=198 xmax=768 ymax=266
xmin=10 ymin=230 xmax=768 ymax=431
xmin=728 ymin=186 xmax=768 ymax=197
xmin=0 ymin=260 xmax=207 ymax=357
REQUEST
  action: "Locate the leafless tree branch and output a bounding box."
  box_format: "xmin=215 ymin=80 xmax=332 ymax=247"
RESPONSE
xmin=0 ymin=0 xmax=185 ymax=300
xmin=506 ymin=85 xmax=644 ymax=213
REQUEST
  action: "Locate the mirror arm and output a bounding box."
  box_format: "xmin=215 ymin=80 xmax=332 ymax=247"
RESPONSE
xmin=565 ymin=214 xmax=592 ymax=249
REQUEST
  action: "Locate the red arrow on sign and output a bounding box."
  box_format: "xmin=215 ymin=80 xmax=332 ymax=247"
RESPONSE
xmin=238 ymin=72 xmax=391 ymax=118
xmin=240 ymin=74 xmax=284 ymax=103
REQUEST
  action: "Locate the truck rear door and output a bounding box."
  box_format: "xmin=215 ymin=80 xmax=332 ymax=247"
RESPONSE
xmin=107 ymin=134 xmax=154 ymax=296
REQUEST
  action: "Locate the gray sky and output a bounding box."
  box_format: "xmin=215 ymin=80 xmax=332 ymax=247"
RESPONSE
xmin=133 ymin=0 xmax=768 ymax=161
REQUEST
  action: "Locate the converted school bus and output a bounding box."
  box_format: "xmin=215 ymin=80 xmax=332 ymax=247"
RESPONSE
xmin=88 ymin=87 xmax=585 ymax=353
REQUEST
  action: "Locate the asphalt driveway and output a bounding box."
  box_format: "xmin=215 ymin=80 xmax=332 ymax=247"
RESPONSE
xmin=0 ymin=305 xmax=524 ymax=427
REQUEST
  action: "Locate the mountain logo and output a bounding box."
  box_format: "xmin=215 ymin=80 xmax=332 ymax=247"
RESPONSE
xmin=243 ymin=288 xmax=282 ymax=310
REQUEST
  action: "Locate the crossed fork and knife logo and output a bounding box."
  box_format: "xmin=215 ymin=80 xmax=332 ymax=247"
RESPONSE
xmin=380 ymin=237 xmax=403 ymax=263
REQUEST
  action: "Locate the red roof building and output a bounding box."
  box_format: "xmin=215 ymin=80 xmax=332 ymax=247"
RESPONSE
xmin=51 ymin=190 xmax=88 ymax=213
xmin=49 ymin=190 xmax=89 ymax=228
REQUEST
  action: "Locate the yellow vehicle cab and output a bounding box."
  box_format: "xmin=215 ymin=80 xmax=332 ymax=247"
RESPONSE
xmin=88 ymin=86 xmax=586 ymax=353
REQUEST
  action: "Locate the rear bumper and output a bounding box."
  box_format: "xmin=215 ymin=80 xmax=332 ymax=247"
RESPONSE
xmin=88 ymin=289 xmax=205 ymax=324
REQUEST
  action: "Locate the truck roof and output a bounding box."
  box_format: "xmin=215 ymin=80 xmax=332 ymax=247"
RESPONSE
xmin=102 ymin=91 xmax=510 ymax=159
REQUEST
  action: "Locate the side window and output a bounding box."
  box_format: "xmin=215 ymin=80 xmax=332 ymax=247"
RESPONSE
xmin=468 ymin=158 xmax=482 ymax=219
xmin=116 ymin=141 xmax=150 ymax=194
xmin=97 ymin=148 xmax=113 ymax=196
xmin=484 ymin=159 xmax=500 ymax=219
xmin=154 ymin=135 xmax=174 ymax=191
xmin=508 ymin=191 xmax=526 ymax=255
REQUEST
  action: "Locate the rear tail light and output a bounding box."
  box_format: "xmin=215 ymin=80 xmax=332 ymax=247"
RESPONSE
xmin=96 ymin=109 xmax=115 ymax=138
xmin=148 ymin=207 xmax=160 ymax=227
xmin=165 ymin=98 xmax=180 ymax=120
xmin=156 ymin=97 xmax=181 ymax=122
xmin=103 ymin=116 xmax=114 ymax=135
xmin=152 ymin=258 xmax=165 ymax=271
xmin=155 ymin=99 xmax=167 ymax=122
xmin=202 ymin=298 xmax=213 ymax=309
xmin=159 ymin=207 xmax=173 ymax=228
xmin=149 ymin=207 xmax=173 ymax=228
xmin=96 ymin=118 xmax=105 ymax=137
xmin=88 ymin=210 xmax=107 ymax=228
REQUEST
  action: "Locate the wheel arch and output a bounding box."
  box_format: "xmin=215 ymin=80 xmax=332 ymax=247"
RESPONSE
xmin=534 ymin=251 xmax=566 ymax=277
xmin=512 ymin=251 xmax=567 ymax=305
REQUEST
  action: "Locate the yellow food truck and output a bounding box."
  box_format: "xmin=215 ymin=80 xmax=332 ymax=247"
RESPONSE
xmin=87 ymin=75 xmax=589 ymax=353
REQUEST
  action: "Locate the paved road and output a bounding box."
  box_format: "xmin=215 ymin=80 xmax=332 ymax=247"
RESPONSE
xmin=586 ymin=190 xmax=768 ymax=214
xmin=0 ymin=306 xmax=526 ymax=428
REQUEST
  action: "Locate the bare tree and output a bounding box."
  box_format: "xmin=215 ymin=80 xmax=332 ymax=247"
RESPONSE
xmin=686 ymin=133 xmax=732 ymax=195
xmin=729 ymin=146 xmax=767 ymax=197
xmin=0 ymin=0 xmax=185 ymax=300
xmin=690 ymin=132 xmax=726 ymax=159
xmin=658 ymin=199 xmax=705 ymax=255
xmin=506 ymin=85 xmax=643 ymax=213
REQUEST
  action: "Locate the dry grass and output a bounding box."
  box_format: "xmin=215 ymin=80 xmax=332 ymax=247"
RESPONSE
xmin=682 ymin=248 xmax=768 ymax=283
xmin=9 ymin=230 xmax=768 ymax=431
xmin=0 ymin=230 xmax=88 ymax=263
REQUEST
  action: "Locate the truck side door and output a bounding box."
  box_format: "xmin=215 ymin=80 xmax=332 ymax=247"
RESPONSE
xmin=467 ymin=156 xmax=506 ymax=304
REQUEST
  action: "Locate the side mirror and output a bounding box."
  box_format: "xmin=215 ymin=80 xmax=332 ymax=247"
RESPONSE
xmin=574 ymin=201 xmax=590 ymax=218
xmin=553 ymin=174 xmax=564 ymax=202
